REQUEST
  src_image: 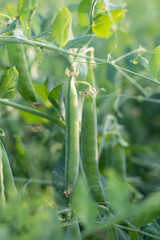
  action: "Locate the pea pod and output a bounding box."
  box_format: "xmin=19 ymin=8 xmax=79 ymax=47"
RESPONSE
xmin=81 ymin=94 xmax=105 ymax=203
xmin=110 ymin=143 xmax=126 ymax=180
xmin=0 ymin=140 xmax=17 ymax=199
xmin=7 ymin=43 xmax=36 ymax=101
xmin=65 ymin=76 xmax=79 ymax=195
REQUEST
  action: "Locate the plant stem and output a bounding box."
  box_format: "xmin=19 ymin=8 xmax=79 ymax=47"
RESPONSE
xmin=0 ymin=99 xmax=64 ymax=127
xmin=14 ymin=177 xmax=52 ymax=185
xmin=0 ymin=36 xmax=107 ymax=64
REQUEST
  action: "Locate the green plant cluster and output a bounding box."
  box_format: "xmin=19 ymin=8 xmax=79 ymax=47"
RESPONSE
xmin=0 ymin=0 xmax=160 ymax=239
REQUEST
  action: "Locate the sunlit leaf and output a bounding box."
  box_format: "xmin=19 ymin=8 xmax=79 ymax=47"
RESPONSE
xmin=17 ymin=0 xmax=37 ymax=36
xmin=78 ymin=0 xmax=92 ymax=27
xmin=148 ymin=46 xmax=160 ymax=80
xmin=17 ymin=0 xmax=32 ymax=36
xmin=52 ymin=7 xmax=71 ymax=48
xmin=92 ymin=9 xmax=125 ymax=38
xmin=64 ymin=34 xmax=94 ymax=49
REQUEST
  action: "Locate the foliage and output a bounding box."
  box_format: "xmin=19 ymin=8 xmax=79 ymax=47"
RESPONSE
xmin=0 ymin=0 xmax=160 ymax=239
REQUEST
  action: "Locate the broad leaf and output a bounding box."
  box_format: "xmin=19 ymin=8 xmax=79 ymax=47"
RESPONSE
xmin=132 ymin=210 xmax=159 ymax=229
xmin=64 ymin=34 xmax=94 ymax=49
xmin=71 ymin=177 xmax=98 ymax=229
xmin=106 ymin=169 xmax=129 ymax=214
xmin=6 ymin=4 xmax=17 ymax=18
xmin=148 ymin=46 xmax=160 ymax=80
xmin=17 ymin=0 xmax=38 ymax=36
xmin=17 ymin=0 xmax=32 ymax=36
xmin=0 ymin=67 xmax=18 ymax=99
xmin=92 ymin=9 xmax=125 ymax=38
xmin=78 ymin=0 xmax=92 ymax=27
xmin=48 ymin=84 xmax=65 ymax=119
xmin=52 ymin=7 xmax=71 ymax=48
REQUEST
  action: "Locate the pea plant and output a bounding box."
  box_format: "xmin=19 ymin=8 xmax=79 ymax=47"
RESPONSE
xmin=0 ymin=0 xmax=160 ymax=239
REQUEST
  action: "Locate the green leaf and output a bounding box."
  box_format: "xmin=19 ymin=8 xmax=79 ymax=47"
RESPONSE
xmin=78 ymin=0 xmax=92 ymax=27
xmin=64 ymin=34 xmax=94 ymax=49
xmin=48 ymin=84 xmax=63 ymax=108
xmin=17 ymin=0 xmax=37 ymax=36
xmin=71 ymin=177 xmax=98 ymax=228
xmin=48 ymin=84 xmax=65 ymax=119
xmin=52 ymin=7 xmax=71 ymax=48
xmin=143 ymin=221 xmax=160 ymax=239
xmin=106 ymin=169 xmax=129 ymax=214
xmin=6 ymin=4 xmax=17 ymax=18
xmin=148 ymin=46 xmax=160 ymax=80
xmin=92 ymin=9 xmax=125 ymax=38
xmin=132 ymin=191 xmax=160 ymax=227
xmin=0 ymin=67 xmax=18 ymax=99
xmin=132 ymin=210 xmax=159 ymax=229
xmin=17 ymin=0 xmax=32 ymax=36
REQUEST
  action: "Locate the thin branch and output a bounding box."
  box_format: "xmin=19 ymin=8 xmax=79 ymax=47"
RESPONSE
xmin=0 ymin=36 xmax=108 ymax=64
xmin=0 ymin=99 xmax=64 ymax=127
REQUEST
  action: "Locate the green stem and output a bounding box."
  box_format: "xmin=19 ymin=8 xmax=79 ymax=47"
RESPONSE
xmin=0 ymin=36 xmax=107 ymax=64
xmin=0 ymin=99 xmax=64 ymax=127
xmin=114 ymin=64 xmax=160 ymax=85
xmin=75 ymin=81 xmax=92 ymax=88
xmin=111 ymin=47 xmax=145 ymax=64
xmin=85 ymin=0 xmax=97 ymax=34
xmin=14 ymin=177 xmax=52 ymax=185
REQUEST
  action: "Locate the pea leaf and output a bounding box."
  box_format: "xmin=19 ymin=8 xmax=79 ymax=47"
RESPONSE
xmin=71 ymin=177 xmax=99 ymax=228
xmin=0 ymin=67 xmax=18 ymax=99
xmin=132 ymin=210 xmax=159 ymax=229
xmin=78 ymin=0 xmax=92 ymax=27
xmin=64 ymin=34 xmax=94 ymax=49
xmin=52 ymin=8 xmax=71 ymax=48
xmin=106 ymin=169 xmax=129 ymax=215
xmin=17 ymin=0 xmax=31 ymax=36
xmin=17 ymin=0 xmax=38 ymax=36
xmin=6 ymin=4 xmax=17 ymax=18
xmin=48 ymin=84 xmax=65 ymax=120
xmin=148 ymin=46 xmax=160 ymax=80
xmin=92 ymin=9 xmax=125 ymax=38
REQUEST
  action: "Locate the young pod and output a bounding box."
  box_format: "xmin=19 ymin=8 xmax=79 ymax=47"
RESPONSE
xmin=81 ymin=94 xmax=105 ymax=203
xmin=110 ymin=143 xmax=126 ymax=180
xmin=0 ymin=141 xmax=17 ymax=199
xmin=65 ymin=77 xmax=79 ymax=195
xmin=7 ymin=43 xmax=36 ymax=102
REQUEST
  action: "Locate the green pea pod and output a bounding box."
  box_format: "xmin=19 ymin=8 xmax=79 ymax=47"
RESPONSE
xmin=0 ymin=140 xmax=17 ymax=199
xmin=65 ymin=76 xmax=79 ymax=195
xmin=81 ymin=95 xmax=105 ymax=203
xmin=110 ymin=143 xmax=126 ymax=180
xmin=7 ymin=43 xmax=36 ymax=102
